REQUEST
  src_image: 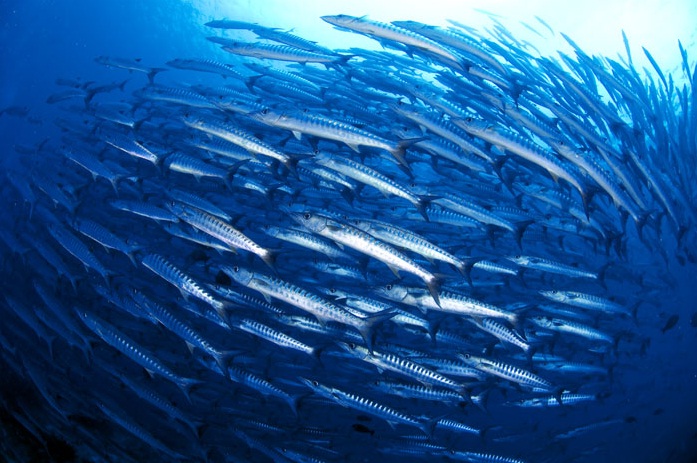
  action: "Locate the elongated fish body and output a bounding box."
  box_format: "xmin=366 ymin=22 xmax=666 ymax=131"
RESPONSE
xmin=77 ymin=310 xmax=197 ymax=394
xmin=351 ymin=218 xmax=464 ymax=271
xmin=506 ymin=255 xmax=598 ymax=279
xmin=166 ymin=189 xmax=232 ymax=222
xmin=110 ymin=199 xmax=179 ymax=222
xmin=340 ymin=343 xmax=464 ymax=392
xmin=222 ymin=266 xmax=393 ymax=351
xmin=530 ymin=316 xmax=613 ymax=344
xmin=392 ymin=105 xmax=494 ymax=163
xmin=182 ymin=114 xmax=293 ymax=169
xmin=455 ymin=118 xmax=586 ymax=199
xmin=222 ymin=42 xmax=343 ymax=64
xmin=411 ymin=288 xmax=517 ymax=325
xmin=290 ymin=211 xmax=440 ymax=306
xmin=135 ymin=85 xmax=217 ymax=109
xmin=315 ymin=154 xmax=427 ymax=217
xmin=101 ymin=131 xmax=161 ymax=165
xmin=244 ymin=62 xmax=322 ymax=92
xmin=450 ymin=451 xmax=527 ymax=463
xmin=59 ymin=147 xmax=120 ymax=192
xmin=539 ymin=290 xmax=628 ymax=314
xmin=166 ymin=58 xmax=246 ymax=80
xmin=507 ymin=392 xmax=597 ymax=408
xmin=253 ymin=27 xmax=335 ymax=55
xmin=301 ymin=378 xmax=429 ymax=434
xmin=227 ymin=365 xmax=298 ymax=414
xmin=459 ymin=353 xmax=554 ymax=392
xmin=47 ymin=224 xmax=111 ymax=283
xmin=236 ymin=318 xmax=317 ymax=357
xmin=134 ymin=291 xmax=228 ymax=368
xmin=167 ymin=202 xmax=275 ymax=268
xmin=434 ymin=195 xmax=517 ymax=234
xmin=94 ymin=401 xmax=186 ymax=459
xmin=469 ymin=317 xmax=531 ymax=353
xmin=166 ymin=152 xmax=230 ymax=180
xmin=263 ymin=225 xmax=350 ymax=261
xmin=71 ymin=218 xmax=138 ymax=265
xmin=321 ymin=15 xmax=463 ymax=68
xmin=393 ymin=20 xmax=508 ymax=75
xmin=250 ymin=109 xmax=416 ymax=168
xmin=374 ymin=380 xmax=464 ymax=405
xmin=141 ymin=254 xmax=227 ymax=315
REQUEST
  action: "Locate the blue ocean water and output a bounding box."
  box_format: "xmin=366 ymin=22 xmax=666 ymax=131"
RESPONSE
xmin=1 ymin=1 xmax=697 ymax=462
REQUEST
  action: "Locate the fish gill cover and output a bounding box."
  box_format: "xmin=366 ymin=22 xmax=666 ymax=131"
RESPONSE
xmin=0 ymin=5 xmax=696 ymax=463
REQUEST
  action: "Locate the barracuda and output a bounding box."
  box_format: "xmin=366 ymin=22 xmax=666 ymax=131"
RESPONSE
xmin=301 ymin=378 xmax=432 ymax=435
xmin=141 ymin=254 xmax=228 ymax=318
xmin=539 ymin=290 xmax=629 ymax=315
xmin=181 ymin=114 xmax=294 ymax=170
xmin=290 ymin=211 xmax=441 ymax=306
xmin=222 ymin=266 xmax=394 ymax=351
xmin=459 ymin=353 xmax=554 ymax=392
xmin=76 ymin=310 xmax=199 ymax=397
xmin=250 ymin=108 xmax=420 ymax=168
xmin=530 ymin=316 xmax=614 ymax=344
xmin=339 ymin=343 xmax=466 ymax=393
xmin=167 ymin=201 xmax=275 ymax=268
xmin=351 ymin=217 xmax=465 ymax=273
xmin=454 ymin=118 xmax=587 ymax=202
xmin=315 ymin=153 xmax=430 ymax=217
xmin=321 ymin=15 xmax=465 ymax=69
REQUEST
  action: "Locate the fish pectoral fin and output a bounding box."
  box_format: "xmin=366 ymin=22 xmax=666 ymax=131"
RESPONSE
xmin=292 ymin=130 xmax=302 ymax=140
xmin=347 ymin=143 xmax=361 ymax=153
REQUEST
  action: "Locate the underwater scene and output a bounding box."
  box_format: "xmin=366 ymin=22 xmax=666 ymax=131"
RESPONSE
xmin=1 ymin=1 xmax=696 ymax=462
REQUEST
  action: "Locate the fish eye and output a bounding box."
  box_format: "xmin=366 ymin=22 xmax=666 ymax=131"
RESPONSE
xmin=514 ymin=254 xmax=521 ymax=259
xmin=329 ymin=288 xmax=336 ymax=293
xmin=233 ymin=266 xmax=239 ymax=272
xmin=261 ymin=108 xmax=269 ymax=115
xmin=386 ymin=284 xmax=392 ymax=290
xmin=303 ymin=213 xmax=311 ymax=220
xmin=463 ymin=353 xmax=471 ymax=359
xmin=349 ymin=343 xmax=356 ymax=349
xmin=312 ymin=380 xmax=319 ymax=386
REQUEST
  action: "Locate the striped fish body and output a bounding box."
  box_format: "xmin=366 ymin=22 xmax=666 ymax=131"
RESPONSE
xmin=141 ymin=254 xmax=227 ymax=315
xmin=77 ymin=310 xmax=197 ymax=395
xmin=291 ymin=212 xmax=440 ymax=306
xmin=48 ymin=224 xmax=111 ymax=283
xmin=459 ymin=354 xmax=553 ymax=391
xmin=168 ymin=202 xmax=274 ymax=268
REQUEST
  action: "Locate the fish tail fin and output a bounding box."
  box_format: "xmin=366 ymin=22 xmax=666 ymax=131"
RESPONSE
xmin=552 ymin=386 xmax=565 ymax=406
xmin=514 ymin=219 xmax=534 ymax=248
xmin=245 ymin=75 xmax=262 ymax=92
xmin=260 ymin=249 xmax=278 ymax=271
xmin=148 ymin=67 xmax=166 ymax=84
xmin=213 ymin=349 xmax=242 ymax=373
xmin=392 ymin=137 xmax=426 ymax=169
xmin=177 ymin=377 xmax=202 ymax=403
xmin=460 ymin=257 xmax=481 ymax=286
xmin=415 ymin=195 xmax=437 ymax=222
xmin=357 ymin=308 xmax=398 ymax=354
xmin=471 ymin=389 xmax=490 ymax=414
xmin=426 ymin=275 xmax=442 ymax=308
xmin=339 ymin=186 xmax=355 ymax=205
xmin=421 ymin=417 xmax=439 ymax=438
